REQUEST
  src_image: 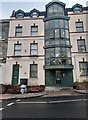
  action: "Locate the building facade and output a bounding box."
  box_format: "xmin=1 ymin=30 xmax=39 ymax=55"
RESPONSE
xmin=67 ymin=4 xmax=88 ymax=82
xmin=44 ymin=1 xmax=73 ymax=87
xmin=5 ymin=9 xmax=45 ymax=85
xmin=0 ymin=19 xmax=9 ymax=84
xmin=4 ymin=0 xmax=88 ymax=86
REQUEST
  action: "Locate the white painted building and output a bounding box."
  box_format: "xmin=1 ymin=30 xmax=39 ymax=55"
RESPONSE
xmin=5 ymin=9 xmax=45 ymax=85
xmin=67 ymin=4 xmax=88 ymax=82
xmin=4 ymin=2 xmax=88 ymax=86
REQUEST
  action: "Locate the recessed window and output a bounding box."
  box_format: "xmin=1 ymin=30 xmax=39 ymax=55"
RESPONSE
xmin=73 ymin=7 xmax=82 ymax=13
xmin=32 ymin=12 xmax=38 ymax=17
xmin=15 ymin=26 xmax=22 ymax=37
xmin=77 ymin=39 xmax=86 ymax=52
xmin=31 ymin=26 xmax=38 ymax=36
xmin=79 ymin=62 xmax=88 ymax=76
xmin=75 ymin=21 xmax=84 ymax=32
xmin=16 ymin=13 xmax=24 ymax=18
xmin=30 ymin=64 xmax=38 ymax=78
xmin=30 ymin=43 xmax=38 ymax=55
xmin=14 ymin=44 xmax=21 ymax=56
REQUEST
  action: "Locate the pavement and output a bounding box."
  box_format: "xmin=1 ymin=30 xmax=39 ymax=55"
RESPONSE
xmin=0 ymin=88 xmax=88 ymax=100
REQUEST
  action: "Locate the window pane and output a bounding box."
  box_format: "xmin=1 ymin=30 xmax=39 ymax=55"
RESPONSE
xmin=30 ymin=64 xmax=38 ymax=78
xmin=65 ymin=20 xmax=69 ymax=29
xmin=31 ymin=26 xmax=38 ymax=36
xmin=48 ymin=6 xmax=53 ymax=16
xmin=76 ymin=22 xmax=83 ymax=27
xmin=61 ymin=40 xmax=65 ymax=45
xmin=60 ymin=20 xmax=64 ymax=28
xmin=45 ymin=21 xmax=49 ymax=30
xmin=16 ymin=13 xmax=24 ymax=18
xmin=49 ymin=39 xmax=54 ymax=45
xmin=16 ymin=32 xmax=22 ymax=36
xmin=45 ymin=31 xmax=49 ymax=39
xmin=75 ymin=22 xmax=84 ymax=32
xmin=32 ymin=12 xmax=38 ymax=17
xmin=50 ymin=29 xmax=54 ymax=38
xmin=53 ymin=4 xmax=58 ymax=15
xmin=49 ymin=20 xmax=54 ymax=29
xmin=77 ymin=39 xmax=86 ymax=52
xmin=58 ymin=6 xmax=64 ymax=15
xmin=31 ymin=26 xmax=38 ymax=31
xmin=73 ymin=7 xmax=82 ymax=13
xmin=76 ymin=27 xmax=83 ymax=32
xmin=45 ymin=40 xmax=49 ymax=46
xmin=66 ymin=40 xmax=70 ymax=45
xmin=55 ymin=29 xmax=59 ymax=38
xmin=16 ymin=27 xmax=22 ymax=32
xmin=55 ymin=48 xmax=60 ymax=57
xmin=15 ymin=27 xmax=22 ymax=36
xmin=31 ymin=44 xmax=37 ymax=49
xmin=31 ymin=32 xmax=38 ymax=36
xmin=60 ymin=29 xmax=65 ymax=38
xmin=45 ymin=58 xmax=50 ymax=65
xmin=50 ymin=48 xmax=54 ymax=57
xmin=14 ymin=51 xmax=21 ymax=56
xmin=31 ymin=50 xmax=37 ymax=55
xmin=14 ymin=44 xmax=21 ymax=56
xmin=45 ymin=49 xmax=50 ymax=58
xmin=30 ymin=43 xmax=38 ymax=55
xmin=54 ymin=19 xmax=59 ymax=28
xmin=60 ymin=48 xmax=66 ymax=57
xmin=15 ymin=44 xmax=21 ymax=50
xmin=66 ymin=48 xmax=71 ymax=57
xmin=79 ymin=62 xmax=88 ymax=76
xmin=55 ymin=39 xmax=60 ymax=45
xmin=65 ymin=29 xmax=69 ymax=38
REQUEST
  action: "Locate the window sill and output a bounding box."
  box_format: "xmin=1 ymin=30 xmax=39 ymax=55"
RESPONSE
xmin=11 ymin=55 xmax=22 ymax=57
xmin=29 ymin=78 xmax=38 ymax=80
xmin=30 ymin=55 xmax=39 ymax=57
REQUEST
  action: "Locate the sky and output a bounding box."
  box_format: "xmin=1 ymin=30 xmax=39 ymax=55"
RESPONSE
xmin=0 ymin=0 xmax=88 ymax=19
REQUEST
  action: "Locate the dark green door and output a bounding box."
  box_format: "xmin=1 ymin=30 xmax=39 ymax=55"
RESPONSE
xmin=12 ymin=64 xmax=19 ymax=85
xmin=55 ymin=70 xmax=62 ymax=86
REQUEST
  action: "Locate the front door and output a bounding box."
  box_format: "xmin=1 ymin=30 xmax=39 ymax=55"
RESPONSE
xmin=12 ymin=64 xmax=19 ymax=85
xmin=55 ymin=70 xmax=62 ymax=86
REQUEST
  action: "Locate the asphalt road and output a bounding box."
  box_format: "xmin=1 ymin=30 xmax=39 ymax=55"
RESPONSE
xmin=1 ymin=95 xmax=88 ymax=119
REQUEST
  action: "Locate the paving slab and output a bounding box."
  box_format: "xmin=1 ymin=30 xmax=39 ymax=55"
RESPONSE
xmin=0 ymin=89 xmax=87 ymax=100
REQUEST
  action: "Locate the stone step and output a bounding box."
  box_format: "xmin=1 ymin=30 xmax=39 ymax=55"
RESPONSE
xmin=45 ymin=87 xmax=73 ymax=91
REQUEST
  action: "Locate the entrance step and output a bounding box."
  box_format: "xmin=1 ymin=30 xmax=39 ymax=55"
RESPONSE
xmin=45 ymin=87 xmax=61 ymax=91
xmin=45 ymin=87 xmax=73 ymax=91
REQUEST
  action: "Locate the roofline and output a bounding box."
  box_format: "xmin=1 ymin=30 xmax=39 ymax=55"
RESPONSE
xmin=0 ymin=19 xmax=10 ymax=23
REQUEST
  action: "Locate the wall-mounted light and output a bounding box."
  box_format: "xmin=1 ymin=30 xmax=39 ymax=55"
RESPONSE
xmin=20 ymin=65 xmax=22 ymax=68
